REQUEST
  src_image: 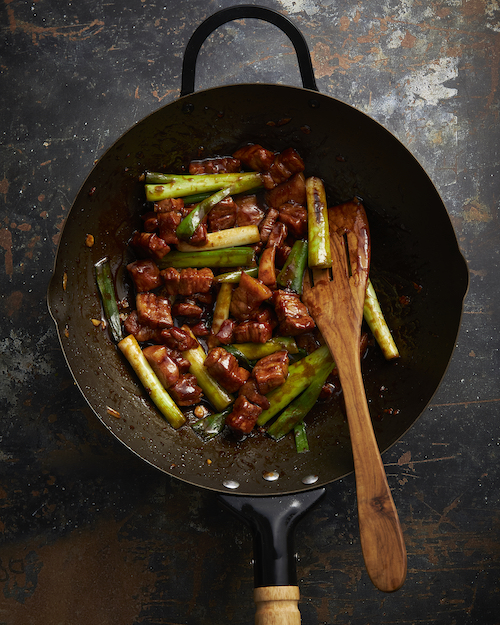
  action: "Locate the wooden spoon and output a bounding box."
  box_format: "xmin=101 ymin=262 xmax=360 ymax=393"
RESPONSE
xmin=302 ymin=198 xmax=407 ymax=592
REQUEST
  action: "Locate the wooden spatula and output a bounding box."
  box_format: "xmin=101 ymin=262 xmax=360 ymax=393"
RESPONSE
xmin=302 ymin=198 xmax=407 ymax=592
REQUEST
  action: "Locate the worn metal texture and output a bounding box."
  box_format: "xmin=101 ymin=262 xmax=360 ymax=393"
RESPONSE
xmin=0 ymin=0 xmax=499 ymax=624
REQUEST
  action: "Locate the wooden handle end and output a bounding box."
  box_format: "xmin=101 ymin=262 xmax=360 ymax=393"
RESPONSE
xmin=254 ymin=586 xmax=301 ymax=625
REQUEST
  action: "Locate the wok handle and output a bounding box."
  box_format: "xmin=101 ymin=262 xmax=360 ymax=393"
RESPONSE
xmin=220 ymin=489 xmax=325 ymax=624
xmin=181 ymin=5 xmax=318 ymax=97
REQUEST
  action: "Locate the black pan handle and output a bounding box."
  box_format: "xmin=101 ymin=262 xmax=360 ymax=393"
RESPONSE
xmin=220 ymin=489 xmax=325 ymax=624
xmin=180 ymin=5 xmax=318 ymax=97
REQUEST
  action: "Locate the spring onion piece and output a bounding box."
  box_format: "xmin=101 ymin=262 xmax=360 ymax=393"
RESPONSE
xmin=145 ymin=171 xmax=262 ymax=200
xmin=231 ymin=337 xmax=299 ymax=361
xmin=267 ymin=361 xmax=334 ymax=440
xmin=158 ymin=247 xmax=255 ymax=269
xmin=192 ymin=409 xmax=231 ymax=439
xmin=223 ymin=345 xmax=255 ymax=370
xmin=176 ymin=176 xmax=263 ymax=240
xmin=118 ymin=335 xmax=186 ymax=429
xmin=277 ymin=239 xmax=308 ymax=293
xmin=215 ymin=267 xmax=259 ymax=283
xmin=181 ymin=327 xmax=233 ymax=412
xmin=257 ymin=345 xmax=334 ymax=426
xmin=364 ymin=278 xmax=400 ymax=360
xmin=306 ymin=176 xmax=332 ymax=269
xmin=293 ymin=421 xmax=310 ymax=453
xmin=211 ymin=282 xmax=233 ymax=338
xmin=177 ymin=225 xmax=261 ymax=252
xmin=182 ymin=192 xmax=212 ymax=204
xmin=95 ymin=258 xmax=123 ymax=343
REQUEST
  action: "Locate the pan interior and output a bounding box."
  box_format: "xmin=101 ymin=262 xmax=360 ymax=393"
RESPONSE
xmin=47 ymin=84 xmax=468 ymax=496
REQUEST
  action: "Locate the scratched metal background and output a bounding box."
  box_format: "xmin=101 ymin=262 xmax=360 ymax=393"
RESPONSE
xmin=1 ymin=0 xmax=499 ymax=623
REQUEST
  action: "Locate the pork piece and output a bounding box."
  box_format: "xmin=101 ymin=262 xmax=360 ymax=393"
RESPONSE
xmin=261 ymin=148 xmax=305 ymax=189
xmin=225 ymin=395 xmax=263 ymax=434
xmin=159 ymin=326 xmax=198 ymax=351
xmin=189 ymin=319 xmax=211 ymax=337
xmin=124 ymin=310 xmax=160 ymax=343
xmin=230 ymin=271 xmax=273 ymax=321
xmin=275 ymin=243 xmax=292 ymax=268
xmin=136 ymin=292 xmax=173 ymax=329
xmin=187 ymin=222 xmax=208 ymax=247
xmin=252 ymin=350 xmax=289 ymax=395
xmin=250 ymin=306 xmax=278 ymax=328
xmin=273 ymin=290 xmax=316 ymax=335
xmin=279 ymin=203 xmax=308 ymax=239
xmin=189 ymin=156 xmax=241 ymax=174
xmin=232 ymin=144 xmax=275 ymax=172
xmin=208 ymin=197 xmax=237 ymax=232
xmin=143 ymin=345 xmax=180 ymax=389
xmin=235 ymin=194 xmax=265 ymax=227
xmin=215 ymin=318 xmax=235 ymax=344
xmin=171 ymin=297 xmax=203 ymax=318
xmin=266 ymin=221 xmax=288 ymax=250
xmin=258 ymin=246 xmax=277 ymax=289
xmin=131 ymin=231 xmax=171 ymax=260
xmin=169 ymin=373 xmax=203 ymax=406
xmin=161 ymin=267 xmax=214 ymax=296
xmin=238 ymin=378 xmax=270 ymax=410
xmin=259 ymin=208 xmax=279 ymax=244
xmin=141 ymin=211 xmax=158 ymax=232
xmin=266 ymin=172 xmax=306 ymax=209
xmin=204 ymin=347 xmax=250 ymax=393
xmin=233 ymin=320 xmax=273 ymax=344
xmin=158 ymin=210 xmax=182 ymax=245
xmin=296 ymin=331 xmax=321 ymax=355
xmin=127 ymin=259 xmax=162 ymax=292
xmin=154 ymin=197 xmax=185 ymax=214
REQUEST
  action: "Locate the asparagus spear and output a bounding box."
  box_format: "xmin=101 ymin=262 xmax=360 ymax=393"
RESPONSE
xmin=257 ymin=345 xmax=333 ymax=426
xmin=158 ymin=247 xmax=255 ymax=269
xmin=118 ymin=335 xmax=186 ymax=429
xmin=277 ymin=239 xmax=308 ymax=293
xmin=177 ymin=225 xmax=261 ymax=252
xmin=267 ymin=360 xmax=334 ymax=440
xmin=364 ymin=278 xmax=400 ymax=360
xmin=94 ymin=258 xmax=123 ymax=343
xmin=181 ymin=327 xmax=233 ymax=412
xmin=306 ymin=177 xmax=332 ymax=268
xmin=145 ymin=172 xmax=262 ymax=200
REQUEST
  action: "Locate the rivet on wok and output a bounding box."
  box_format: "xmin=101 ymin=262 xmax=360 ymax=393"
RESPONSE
xmin=308 ymin=99 xmax=320 ymax=109
xmin=223 ymin=479 xmax=240 ymax=490
xmin=182 ymin=103 xmax=195 ymax=114
xmin=302 ymin=474 xmax=319 ymax=485
xmin=262 ymin=471 xmax=279 ymax=482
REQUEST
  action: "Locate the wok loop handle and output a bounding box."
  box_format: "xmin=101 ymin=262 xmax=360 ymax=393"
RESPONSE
xmin=181 ymin=5 xmax=318 ymax=97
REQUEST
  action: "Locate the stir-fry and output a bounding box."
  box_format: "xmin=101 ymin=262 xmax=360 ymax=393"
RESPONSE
xmin=95 ymin=144 xmax=399 ymax=450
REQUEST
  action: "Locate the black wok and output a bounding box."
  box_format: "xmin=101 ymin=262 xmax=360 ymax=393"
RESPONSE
xmin=47 ymin=5 xmax=469 ymax=621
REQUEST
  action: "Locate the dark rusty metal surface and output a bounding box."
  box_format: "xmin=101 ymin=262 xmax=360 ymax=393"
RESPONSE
xmin=1 ymin=1 xmax=499 ymax=623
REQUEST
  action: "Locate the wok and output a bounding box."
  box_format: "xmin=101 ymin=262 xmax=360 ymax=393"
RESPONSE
xmin=47 ymin=5 xmax=469 ymax=622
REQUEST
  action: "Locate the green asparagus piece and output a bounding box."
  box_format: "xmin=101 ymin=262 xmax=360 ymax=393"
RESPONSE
xmin=215 ymin=267 xmax=259 ymax=283
xmin=306 ymin=176 xmax=332 ymax=269
xmin=267 ymin=360 xmax=334 ymax=440
xmin=364 ymin=278 xmax=400 ymax=360
xmin=145 ymin=171 xmax=262 ymax=200
xmin=231 ymin=337 xmax=299 ymax=360
xmin=95 ymin=257 xmax=123 ymax=343
xmin=257 ymin=345 xmax=333 ymax=426
xmin=293 ymin=421 xmax=310 ymax=453
xmin=158 ymin=247 xmax=255 ymax=269
xmin=118 ymin=335 xmax=186 ymax=429
xmin=277 ymin=239 xmax=308 ymax=293
xmin=192 ymin=409 xmax=231 ymax=439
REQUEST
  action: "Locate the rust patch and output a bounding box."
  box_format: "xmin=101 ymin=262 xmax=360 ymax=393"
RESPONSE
xmin=0 ymin=227 xmax=13 ymax=278
xmin=0 ymin=176 xmax=9 ymax=201
xmin=463 ymin=200 xmax=492 ymax=223
xmin=401 ymin=31 xmax=417 ymax=49
xmin=9 ymin=17 xmax=104 ymax=45
xmin=5 ymin=290 xmax=23 ymax=317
